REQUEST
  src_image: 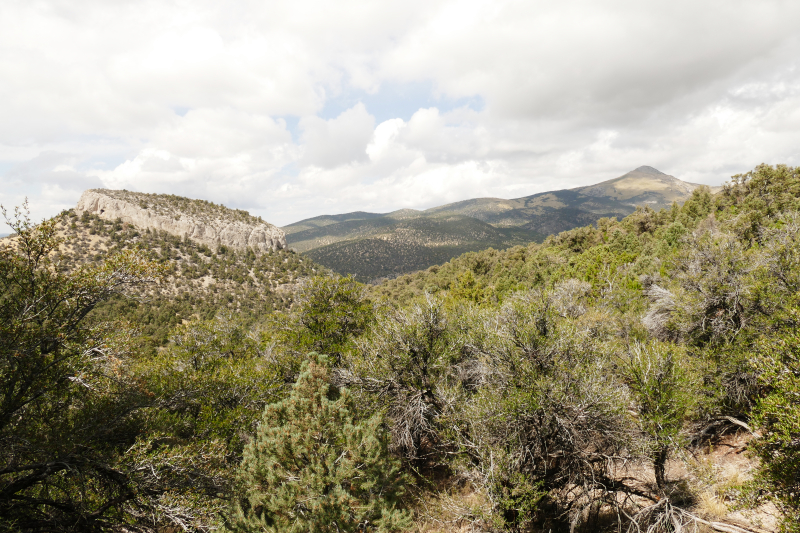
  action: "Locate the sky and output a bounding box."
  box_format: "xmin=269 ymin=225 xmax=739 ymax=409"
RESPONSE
xmin=2 ymin=0 xmax=800 ymax=228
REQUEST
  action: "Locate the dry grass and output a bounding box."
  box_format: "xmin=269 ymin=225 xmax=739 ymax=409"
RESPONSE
xmin=403 ymin=436 xmax=782 ymax=533
xmin=697 ymin=491 xmax=728 ymax=520
xmin=406 ymin=477 xmax=495 ymax=533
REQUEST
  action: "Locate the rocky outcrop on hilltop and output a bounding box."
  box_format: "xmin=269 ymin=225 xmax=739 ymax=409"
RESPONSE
xmin=75 ymin=189 xmax=286 ymax=253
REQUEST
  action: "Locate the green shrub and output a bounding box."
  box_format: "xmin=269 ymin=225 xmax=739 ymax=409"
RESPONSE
xmin=751 ymin=316 xmax=800 ymax=531
xmin=621 ymin=341 xmax=700 ymax=493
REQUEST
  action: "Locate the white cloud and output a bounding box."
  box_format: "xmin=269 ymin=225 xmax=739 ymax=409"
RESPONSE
xmin=366 ymin=118 xmax=405 ymax=161
xmin=300 ymin=103 xmax=375 ymax=168
xmin=1 ymin=0 xmax=800 ymax=226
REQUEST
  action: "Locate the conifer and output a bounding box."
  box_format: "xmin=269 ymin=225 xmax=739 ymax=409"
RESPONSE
xmin=228 ymin=353 xmax=411 ymax=533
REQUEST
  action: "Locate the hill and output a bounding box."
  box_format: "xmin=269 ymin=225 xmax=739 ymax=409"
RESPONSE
xmin=284 ymin=166 xmax=706 ymax=281
xmin=301 ymin=214 xmax=538 ymax=281
xmin=76 ymin=188 xmax=287 ymax=252
xmin=0 ymin=192 xmax=321 ymax=354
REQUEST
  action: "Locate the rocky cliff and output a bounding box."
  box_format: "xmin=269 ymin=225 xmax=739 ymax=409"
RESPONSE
xmin=75 ymin=189 xmax=286 ymax=253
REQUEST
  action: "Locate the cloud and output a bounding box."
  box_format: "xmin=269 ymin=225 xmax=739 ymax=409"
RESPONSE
xmin=383 ymin=1 xmax=800 ymax=122
xmin=1 ymin=0 xmax=799 ymax=227
xmin=5 ymin=152 xmax=97 ymax=187
xmin=300 ymin=103 xmax=375 ymax=168
xmin=0 ymin=152 xmax=104 ymax=224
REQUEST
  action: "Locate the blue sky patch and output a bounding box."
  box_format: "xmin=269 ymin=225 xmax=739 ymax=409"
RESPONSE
xmin=319 ymin=80 xmax=484 ymax=123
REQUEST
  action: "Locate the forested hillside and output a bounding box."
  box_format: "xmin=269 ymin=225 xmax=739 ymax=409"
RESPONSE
xmin=2 ymin=164 xmax=800 ymax=533
xmin=302 ymin=214 xmax=538 ymax=282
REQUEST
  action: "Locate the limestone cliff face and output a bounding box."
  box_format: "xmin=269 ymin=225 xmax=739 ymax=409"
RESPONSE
xmin=75 ymin=189 xmax=286 ymax=253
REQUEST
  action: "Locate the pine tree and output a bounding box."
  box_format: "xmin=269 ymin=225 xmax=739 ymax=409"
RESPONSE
xmin=228 ymin=353 xmax=411 ymax=533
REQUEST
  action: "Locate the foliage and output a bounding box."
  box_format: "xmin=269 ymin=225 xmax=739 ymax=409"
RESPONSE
xmin=294 ymin=213 xmax=541 ymax=282
xmin=362 ymin=164 xmax=800 ymax=530
xmin=117 ymin=313 xmax=290 ymax=530
xmin=254 ymin=275 xmax=376 ymax=385
xmin=448 ymin=270 xmax=489 ymax=304
xmin=139 ymin=313 xmax=284 ymax=458
xmin=343 ymin=295 xmax=472 ymax=467
xmin=715 ymin=163 xmax=800 ymax=240
xmin=289 ymin=275 xmax=374 ymax=359
xmin=750 ymin=313 xmax=800 ymax=531
xmin=228 ymin=354 xmax=412 ymax=533
xmin=457 ymin=290 xmax=634 ymax=531
xmin=0 ymin=203 xmax=165 ymax=531
xmin=664 ymin=230 xmax=763 ymax=346
xmin=621 ymin=341 xmax=700 ymax=493
xmin=0 ymin=204 xmax=269 ymax=532
xmin=59 ymin=210 xmax=319 ymax=354
xmin=7 ymin=163 xmax=800 ymax=531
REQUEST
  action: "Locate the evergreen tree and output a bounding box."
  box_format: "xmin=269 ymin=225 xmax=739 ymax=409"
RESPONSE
xmin=292 ymin=276 xmax=374 ymax=359
xmin=228 ymin=353 xmax=411 ymax=533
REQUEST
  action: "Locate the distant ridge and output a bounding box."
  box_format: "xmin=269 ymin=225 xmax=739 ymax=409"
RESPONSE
xmin=283 ymin=211 xmax=387 ymax=234
xmin=283 ymin=166 xmax=710 ymax=281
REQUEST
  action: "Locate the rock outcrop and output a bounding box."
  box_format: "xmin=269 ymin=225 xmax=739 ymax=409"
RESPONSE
xmin=75 ymin=189 xmax=286 ymax=253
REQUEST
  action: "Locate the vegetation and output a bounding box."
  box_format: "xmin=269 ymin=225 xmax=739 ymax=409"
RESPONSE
xmin=229 ymin=354 xmax=411 ymax=533
xmin=2 ymin=163 xmax=800 ymax=532
xmin=301 ymin=214 xmax=541 ymax=283
xmin=750 ymin=324 xmax=800 ymax=532
xmin=56 ymin=209 xmax=318 ymax=353
xmin=0 ymin=203 xmax=184 ymax=531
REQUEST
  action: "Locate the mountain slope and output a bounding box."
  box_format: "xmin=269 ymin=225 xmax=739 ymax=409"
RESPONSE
xmin=0 ymin=196 xmax=321 ymax=354
xmin=574 ymin=165 xmax=702 ymax=205
xmin=427 ymin=189 xmax=634 ymax=235
xmin=424 ymin=166 xmax=704 ymax=232
xmin=303 ymin=214 xmax=539 ymax=281
xmin=282 ymin=211 xmax=388 ymax=234
xmin=284 ymin=166 xmax=707 ymax=281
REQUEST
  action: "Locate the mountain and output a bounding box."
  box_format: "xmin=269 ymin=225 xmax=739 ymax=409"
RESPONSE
xmin=284 ymin=166 xmax=707 ymax=281
xmin=421 ymin=166 xmax=707 ymax=234
xmin=282 ymin=211 xmax=388 ymax=234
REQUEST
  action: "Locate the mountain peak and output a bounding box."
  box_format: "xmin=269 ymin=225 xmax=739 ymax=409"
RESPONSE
xmin=632 ymin=165 xmax=666 ymax=175
xmin=572 ymin=166 xmax=701 ymax=207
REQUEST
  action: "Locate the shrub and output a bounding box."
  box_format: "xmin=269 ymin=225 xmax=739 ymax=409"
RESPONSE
xmin=345 ymin=295 xmax=468 ymax=466
xmin=750 ymin=317 xmax=800 ymax=532
xmin=292 ymin=275 xmax=374 ymax=359
xmin=621 ymin=341 xmax=700 ymax=494
xmin=458 ymin=290 xmax=634 ymax=531
xmin=0 ymin=203 xmax=169 ymax=530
